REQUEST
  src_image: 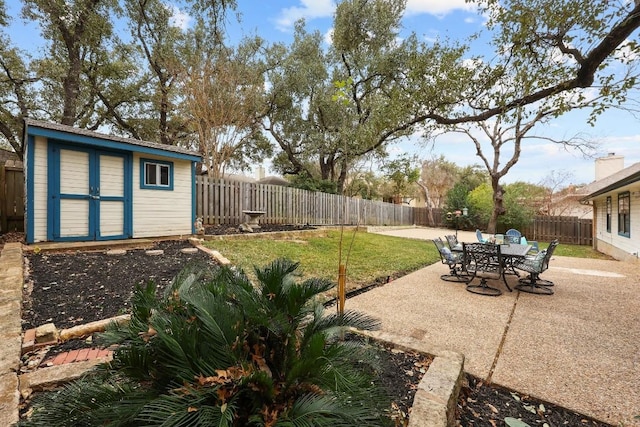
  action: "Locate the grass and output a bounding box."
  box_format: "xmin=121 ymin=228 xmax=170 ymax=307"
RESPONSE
xmin=538 ymin=241 xmax=614 ymax=260
xmin=202 ymin=229 xmax=612 ymax=294
xmin=203 ymin=229 xmax=440 ymax=292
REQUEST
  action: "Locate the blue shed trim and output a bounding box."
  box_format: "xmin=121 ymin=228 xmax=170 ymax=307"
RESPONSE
xmin=27 ymin=126 xmax=201 ymax=162
xmin=139 ymin=158 xmax=174 ymax=191
xmin=192 ymin=161 xmax=196 ymax=234
xmin=46 ymin=142 xmax=133 ymax=242
xmin=46 ymin=143 xmax=60 ymax=241
xmin=25 ymin=135 xmax=35 ymax=244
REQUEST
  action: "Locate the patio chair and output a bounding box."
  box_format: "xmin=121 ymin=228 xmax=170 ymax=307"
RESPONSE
xmin=504 ymin=229 xmax=521 ymax=244
xmin=463 ymin=242 xmax=505 ymax=296
xmin=526 ymin=240 xmax=540 ymax=254
xmin=433 ymin=238 xmax=470 ymax=283
xmin=513 ymin=239 xmax=559 ymax=295
xmin=475 ymin=229 xmax=488 ymax=243
xmin=445 ymin=234 xmax=460 ymax=251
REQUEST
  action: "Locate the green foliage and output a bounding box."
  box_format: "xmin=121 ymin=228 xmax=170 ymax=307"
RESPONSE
xmin=21 ymin=260 xmax=390 ymax=427
xmin=442 ymin=164 xmax=487 ymax=228
xmin=383 ymin=154 xmax=420 ymax=199
xmin=467 ymin=181 xmax=546 ymax=231
xmin=466 ymin=182 xmax=494 ymax=229
xmin=289 ymin=173 xmax=338 ymax=194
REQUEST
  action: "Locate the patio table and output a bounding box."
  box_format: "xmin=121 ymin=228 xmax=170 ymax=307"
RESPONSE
xmin=454 ymin=242 xmax=531 ymax=292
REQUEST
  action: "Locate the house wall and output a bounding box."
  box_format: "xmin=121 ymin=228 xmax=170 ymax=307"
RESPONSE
xmin=592 ymin=182 xmax=640 ymax=262
xmin=132 ymin=153 xmax=193 ymax=238
xmin=32 ymin=136 xmax=48 ymax=242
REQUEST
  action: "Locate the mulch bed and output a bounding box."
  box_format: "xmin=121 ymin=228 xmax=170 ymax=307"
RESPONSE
xmin=11 ymin=227 xmax=615 ymax=426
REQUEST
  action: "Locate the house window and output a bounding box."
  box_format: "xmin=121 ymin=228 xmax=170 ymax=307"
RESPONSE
xmin=141 ymin=159 xmax=173 ymax=190
xmin=618 ymin=192 xmax=630 ymax=237
xmin=606 ymin=196 xmax=612 ymax=233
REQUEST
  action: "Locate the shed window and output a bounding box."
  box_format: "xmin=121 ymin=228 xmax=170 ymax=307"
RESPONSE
xmin=606 ymin=196 xmax=612 ymax=233
xmin=618 ymin=192 xmax=630 ymax=237
xmin=141 ymin=159 xmax=173 ymax=190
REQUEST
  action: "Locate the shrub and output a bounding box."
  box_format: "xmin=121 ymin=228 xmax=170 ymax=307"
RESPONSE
xmin=21 ymin=259 xmax=391 ymax=427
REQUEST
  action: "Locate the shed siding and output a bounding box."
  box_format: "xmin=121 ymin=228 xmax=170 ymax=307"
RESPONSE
xmin=59 ymin=148 xmax=91 ymax=239
xmin=33 ymin=137 xmax=48 ymax=242
xmin=593 ymin=182 xmax=640 ymax=259
xmin=132 ymin=153 xmax=193 ymax=238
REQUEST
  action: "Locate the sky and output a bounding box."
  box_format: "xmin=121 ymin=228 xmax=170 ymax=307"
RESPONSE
xmin=5 ymin=0 xmax=640 ymax=186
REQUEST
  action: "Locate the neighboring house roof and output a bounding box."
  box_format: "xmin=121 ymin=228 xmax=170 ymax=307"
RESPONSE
xmin=257 ymin=176 xmax=290 ymax=186
xmin=581 ymin=162 xmax=640 ymax=201
xmin=24 ymin=119 xmax=201 ymax=162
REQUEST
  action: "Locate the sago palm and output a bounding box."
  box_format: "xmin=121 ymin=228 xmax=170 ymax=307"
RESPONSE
xmin=21 ymin=259 xmax=392 ymax=427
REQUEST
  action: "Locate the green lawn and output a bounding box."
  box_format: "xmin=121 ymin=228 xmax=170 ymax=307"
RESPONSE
xmin=202 ymin=230 xmax=610 ymax=293
xmin=538 ymin=241 xmax=613 ymax=259
xmin=203 ymin=229 xmax=440 ymax=292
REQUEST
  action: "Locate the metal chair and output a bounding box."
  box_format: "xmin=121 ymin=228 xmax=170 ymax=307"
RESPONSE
xmin=475 ymin=229 xmax=488 ymax=243
xmin=513 ymin=240 xmax=559 ymax=295
xmin=463 ymin=242 xmax=505 ymax=296
xmin=445 ymin=234 xmax=459 ymax=250
xmin=433 ymin=238 xmax=470 ymax=283
xmin=505 ymin=229 xmax=521 ymax=244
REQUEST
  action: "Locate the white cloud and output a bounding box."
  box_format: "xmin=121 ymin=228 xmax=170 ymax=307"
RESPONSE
xmin=324 ymin=28 xmax=334 ymax=45
xmin=167 ymin=4 xmax=191 ymax=30
xmin=275 ymin=0 xmax=335 ymax=32
xmin=405 ymin=0 xmax=475 ymax=16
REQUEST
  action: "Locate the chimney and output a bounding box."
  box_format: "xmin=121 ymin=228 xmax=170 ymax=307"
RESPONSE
xmin=595 ymin=153 xmax=624 ymax=181
xmin=256 ymin=165 xmax=265 ymax=180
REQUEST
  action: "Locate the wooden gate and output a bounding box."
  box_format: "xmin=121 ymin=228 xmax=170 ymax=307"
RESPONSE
xmin=0 ymin=159 xmax=24 ymax=232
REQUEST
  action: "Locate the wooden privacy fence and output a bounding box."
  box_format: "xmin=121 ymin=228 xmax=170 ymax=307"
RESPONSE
xmin=520 ymin=215 xmax=592 ymax=246
xmin=195 ymin=176 xmax=439 ymax=227
xmin=0 ymin=160 xmax=24 ymax=232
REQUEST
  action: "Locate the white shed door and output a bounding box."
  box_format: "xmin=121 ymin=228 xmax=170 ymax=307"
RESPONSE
xmin=49 ymin=143 xmax=131 ymax=241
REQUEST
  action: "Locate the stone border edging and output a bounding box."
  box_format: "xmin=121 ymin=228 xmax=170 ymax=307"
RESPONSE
xmin=19 ymin=357 xmax=112 ymax=396
xmin=0 ymin=242 xmax=24 ymax=427
xmin=360 ymin=330 xmax=465 ymax=427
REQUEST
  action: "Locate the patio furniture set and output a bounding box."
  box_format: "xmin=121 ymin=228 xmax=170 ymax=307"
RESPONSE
xmin=434 ymin=228 xmax=559 ymax=297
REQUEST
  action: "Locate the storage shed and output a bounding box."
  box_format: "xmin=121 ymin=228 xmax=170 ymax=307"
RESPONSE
xmin=24 ymin=119 xmax=201 ymax=244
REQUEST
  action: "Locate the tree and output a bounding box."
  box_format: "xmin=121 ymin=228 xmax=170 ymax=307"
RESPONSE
xmin=183 ymin=37 xmax=272 ymax=177
xmin=445 ymin=103 xmax=598 ymax=232
xmin=263 ymin=0 xmax=433 ymax=194
xmin=20 ymin=260 xmax=389 ymax=426
xmin=417 ymin=156 xmax=460 ymax=210
xmin=468 ymin=181 xmax=547 ymax=231
xmin=123 ymin=0 xmax=191 ymax=145
xmin=22 ymin=0 xmax=121 ymax=127
xmin=538 ymin=170 xmax=588 ymax=216
xmin=0 ymin=38 xmax=37 ymax=157
xmin=381 ymin=154 xmax=420 ymax=204
xmin=263 ymin=0 xmax=640 ymax=195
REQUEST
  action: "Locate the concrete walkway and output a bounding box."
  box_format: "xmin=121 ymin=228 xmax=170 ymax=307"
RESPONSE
xmin=355 ymin=226 xmax=640 ymax=426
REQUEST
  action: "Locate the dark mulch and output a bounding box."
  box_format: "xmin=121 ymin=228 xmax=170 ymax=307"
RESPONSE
xmin=457 ymin=375 xmax=614 ymax=426
xmin=204 ymin=223 xmax=317 ymax=235
xmin=15 ymin=227 xmax=615 ymax=426
xmin=22 ymin=240 xmax=219 ymax=330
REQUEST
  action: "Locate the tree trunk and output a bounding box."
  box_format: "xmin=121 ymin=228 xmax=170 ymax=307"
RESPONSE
xmin=487 ymin=178 xmax=506 ymax=234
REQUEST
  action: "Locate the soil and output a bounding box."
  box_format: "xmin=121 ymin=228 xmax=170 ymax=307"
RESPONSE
xmin=10 ymin=227 xmax=615 ymax=426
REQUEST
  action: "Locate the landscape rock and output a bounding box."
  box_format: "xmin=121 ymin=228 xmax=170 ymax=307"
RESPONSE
xmin=35 ymin=323 xmax=58 ymax=344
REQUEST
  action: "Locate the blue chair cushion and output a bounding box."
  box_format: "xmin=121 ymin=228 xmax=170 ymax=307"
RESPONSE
xmin=440 ymin=247 xmax=456 ymax=263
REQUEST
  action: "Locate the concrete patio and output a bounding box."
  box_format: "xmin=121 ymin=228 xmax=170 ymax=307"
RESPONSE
xmin=352 ymin=227 xmax=640 ymax=426
xmin=1 ymin=227 xmax=639 ymax=425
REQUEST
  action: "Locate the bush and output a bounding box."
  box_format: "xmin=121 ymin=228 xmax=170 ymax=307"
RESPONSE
xmin=21 ymin=260 xmax=391 ymax=427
